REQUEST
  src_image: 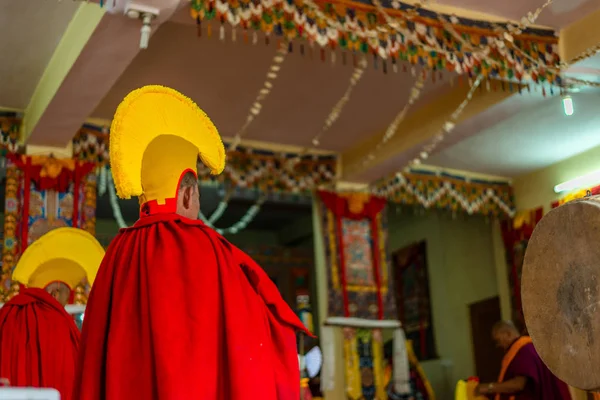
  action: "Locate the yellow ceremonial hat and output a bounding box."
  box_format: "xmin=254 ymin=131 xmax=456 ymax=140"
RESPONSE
xmin=12 ymin=227 xmax=105 ymax=290
xmin=110 ymin=85 xmax=225 ymax=213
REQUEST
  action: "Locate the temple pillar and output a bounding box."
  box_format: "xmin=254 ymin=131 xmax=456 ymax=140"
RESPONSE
xmin=312 ymin=193 xmax=346 ymax=400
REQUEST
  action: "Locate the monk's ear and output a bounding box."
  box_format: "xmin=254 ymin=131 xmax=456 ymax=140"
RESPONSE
xmin=182 ymin=187 xmax=192 ymax=209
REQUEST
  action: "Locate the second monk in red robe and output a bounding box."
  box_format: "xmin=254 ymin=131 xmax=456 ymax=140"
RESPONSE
xmin=0 ymin=227 xmax=105 ymax=400
xmin=73 ymin=86 xmax=311 ymax=400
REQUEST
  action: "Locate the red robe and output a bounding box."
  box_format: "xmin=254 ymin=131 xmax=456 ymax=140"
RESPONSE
xmin=74 ymin=213 xmax=311 ymax=400
xmin=0 ymin=287 xmax=80 ymax=399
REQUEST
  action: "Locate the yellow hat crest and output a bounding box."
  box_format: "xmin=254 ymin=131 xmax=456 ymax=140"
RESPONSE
xmin=12 ymin=227 xmax=105 ymax=290
xmin=110 ymin=85 xmax=225 ymax=206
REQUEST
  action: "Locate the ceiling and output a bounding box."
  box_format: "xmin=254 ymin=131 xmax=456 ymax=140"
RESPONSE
xmin=92 ymin=20 xmax=450 ymax=153
xmin=2 ymin=0 xmax=600 ymax=186
xmin=428 ymin=90 xmax=600 ymax=177
xmin=433 ymin=0 xmax=600 ymax=28
xmin=0 ymin=0 xmax=79 ymax=110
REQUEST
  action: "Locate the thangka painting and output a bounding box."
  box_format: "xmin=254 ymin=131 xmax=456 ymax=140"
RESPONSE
xmin=0 ymin=155 xmax=97 ymax=301
xmin=318 ymin=191 xmax=396 ymax=321
xmin=392 ymin=241 xmax=437 ymax=361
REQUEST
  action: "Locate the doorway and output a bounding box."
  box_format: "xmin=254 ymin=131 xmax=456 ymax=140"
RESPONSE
xmin=469 ymin=296 xmax=504 ymax=382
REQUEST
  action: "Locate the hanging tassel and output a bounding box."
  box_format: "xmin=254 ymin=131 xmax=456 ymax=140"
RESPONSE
xmin=542 ymin=86 xmax=546 ymax=97
xmin=432 ymin=71 xmax=436 ymax=83
xmin=252 ymin=31 xmax=258 ymax=45
xmin=331 ymin=51 xmax=336 ymax=65
xmin=320 ymin=48 xmax=325 ymax=62
xmin=265 ymin=35 xmax=270 ymax=46
xmin=352 ymin=52 xmax=357 ymax=67
xmin=300 ymin=43 xmax=305 ymax=56
xmin=501 ymin=81 xmax=505 ymax=91
xmin=518 ymin=84 xmax=522 ymax=95
xmin=486 ymin=79 xmax=491 ymax=91
xmin=527 ymin=84 xmax=531 ymax=93
xmin=288 ymin=41 xmax=293 ymax=53
xmin=508 ymin=82 xmax=513 ymax=92
xmin=550 ymin=86 xmax=554 ymax=96
xmin=392 ymin=57 xmax=397 ymax=73
xmin=373 ymin=53 xmax=378 ymax=70
xmin=207 ymin=23 xmax=212 ymax=38
xmin=100 ymin=0 xmax=104 ymax=7
xmin=402 ymin=64 xmax=407 ymax=73
xmin=197 ymin=16 xmax=202 ymax=37
xmin=383 ymin=60 xmax=387 ymax=74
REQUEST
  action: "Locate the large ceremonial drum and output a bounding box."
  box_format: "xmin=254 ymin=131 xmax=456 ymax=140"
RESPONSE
xmin=522 ymin=196 xmax=600 ymax=390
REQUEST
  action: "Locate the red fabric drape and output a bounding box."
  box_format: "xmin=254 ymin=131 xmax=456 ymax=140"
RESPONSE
xmin=74 ymin=213 xmax=310 ymax=400
xmin=500 ymin=207 xmax=543 ymax=328
xmin=0 ymin=288 xmax=80 ymax=400
xmin=318 ymin=191 xmax=387 ymax=319
xmin=8 ymin=154 xmax=94 ymax=193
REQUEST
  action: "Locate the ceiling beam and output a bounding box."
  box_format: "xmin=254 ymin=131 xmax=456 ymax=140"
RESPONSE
xmin=24 ymin=0 xmax=184 ymax=147
xmin=341 ymin=84 xmax=515 ymax=181
xmin=559 ymin=8 xmax=600 ymax=64
xmin=22 ymin=2 xmax=105 ymax=143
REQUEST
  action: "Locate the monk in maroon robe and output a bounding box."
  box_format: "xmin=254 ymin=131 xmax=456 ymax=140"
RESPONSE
xmin=476 ymin=321 xmax=571 ymax=400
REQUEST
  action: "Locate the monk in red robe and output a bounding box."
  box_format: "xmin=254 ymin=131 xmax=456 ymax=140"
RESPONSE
xmin=475 ymin=321 xmax=571 ymax=400
xmin=74 ymin=86 xmax=310 ymax=400
xmin=0 ymin=227 xmax=105 ymax=400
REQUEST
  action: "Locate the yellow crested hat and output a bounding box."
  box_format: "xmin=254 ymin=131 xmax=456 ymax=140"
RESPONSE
xmin=12 ymin=227 xmax=105 ymax=290
xmin=110 ymin=85 xmax=225 ymax=214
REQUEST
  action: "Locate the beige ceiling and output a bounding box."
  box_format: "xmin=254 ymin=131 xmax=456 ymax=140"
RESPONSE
xmin=433 ymin=0 xmax=600 ymax=28
xmin=0 ymin=0 xmax=79 ymax=110
xmin=2 ymin=0 xmax=599 ymax=184
xmin=92 ymin=21 xmax=452 ymax=152
xmin=428 ymin=87 xmax=600 ymax=177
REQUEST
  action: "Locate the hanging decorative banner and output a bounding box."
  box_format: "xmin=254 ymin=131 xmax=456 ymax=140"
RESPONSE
xmin=190 ymin=0 xmax=560 ymax=85
xmin=0 ymin=156 xmax=97 ymax=302
xmin=0 ymin=113 xmax=23 ymax=156
xmin=73 ymin=124 xmax=337 ymax=194
xmin=372 ymin=171 xmax=515 ymax=217
xmin=343 ymin=327 xmax=386 ymax=400
xmin=318 ymin=190 xmax=397 ymax=323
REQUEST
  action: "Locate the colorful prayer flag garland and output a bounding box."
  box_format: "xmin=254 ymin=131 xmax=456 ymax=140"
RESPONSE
xmin=190 ymin=0 xmax=561 ymax=85
xmin=372 ymin=169 xmax=515 ymax=217
xmin=230 ymin=41 xmax=289 ymax=151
